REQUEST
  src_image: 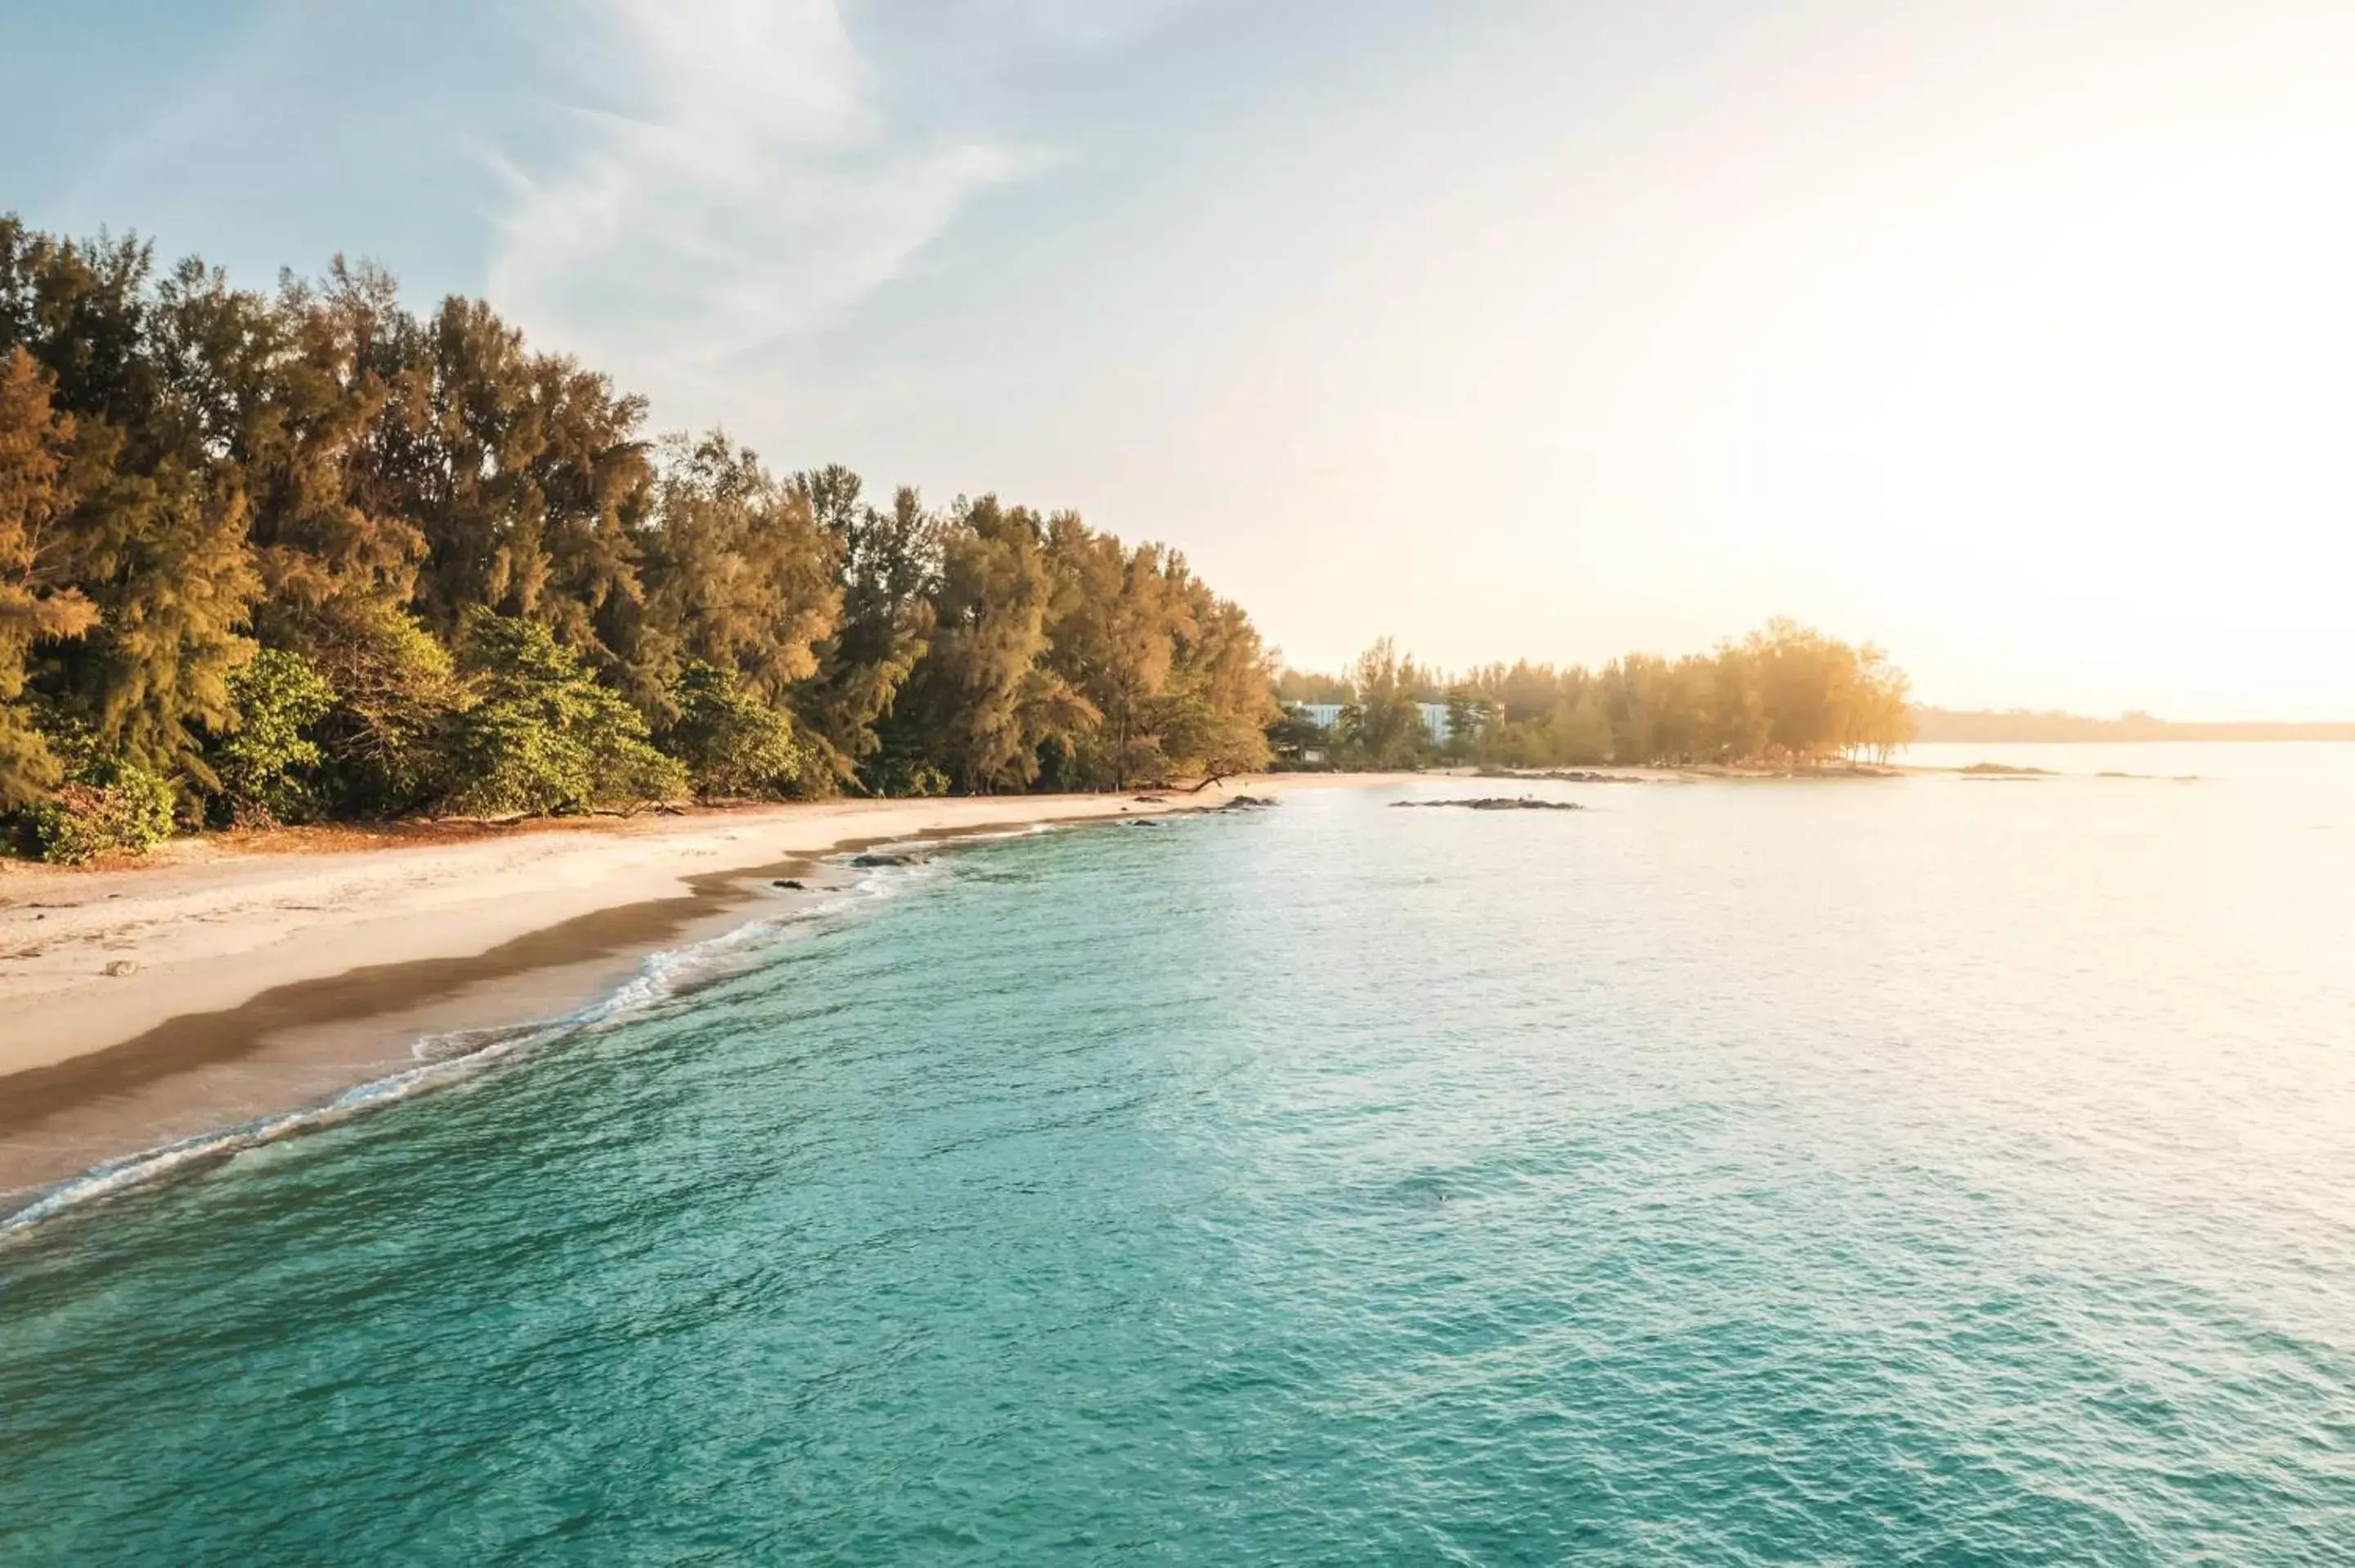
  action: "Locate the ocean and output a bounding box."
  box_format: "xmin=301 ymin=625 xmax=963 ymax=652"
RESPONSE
xmin=2 ymin=748 xmax=2350 ymax=1563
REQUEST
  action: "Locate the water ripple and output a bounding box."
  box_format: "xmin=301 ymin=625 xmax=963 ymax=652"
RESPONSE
xmin=2 ymin=775 xmax=2353 ymax=1562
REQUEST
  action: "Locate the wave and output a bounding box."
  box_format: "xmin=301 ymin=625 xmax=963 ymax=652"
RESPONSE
xmin=0 ymin=846 xmax=959 ymax=1241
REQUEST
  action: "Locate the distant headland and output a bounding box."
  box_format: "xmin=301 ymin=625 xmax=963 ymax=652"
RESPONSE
xmin=1910 ymin=709 xmax=2355 ymax=743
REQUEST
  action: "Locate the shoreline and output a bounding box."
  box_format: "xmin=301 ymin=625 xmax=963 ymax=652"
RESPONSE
xmin=0 ymin=778 xmax=1365 ymax=1222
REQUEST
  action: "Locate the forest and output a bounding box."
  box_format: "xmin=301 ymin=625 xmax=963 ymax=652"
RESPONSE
xmin=0 ymin=216 xmax=1930 ymax=864
xmin=1274 ymin=621 xmax=1917 ymax=769
xmin=0 ymin=218 xmax=1278 ymax=861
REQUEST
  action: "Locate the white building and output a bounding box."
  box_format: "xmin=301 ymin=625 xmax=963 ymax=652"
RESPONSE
xmin=1291 ymin=702 xmax=1347 ymax=731
xmin=1285 ymin=701 xmax=1458 ymax=746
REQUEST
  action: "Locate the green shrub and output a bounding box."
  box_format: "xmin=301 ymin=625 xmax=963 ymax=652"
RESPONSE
xmin=862 ymin=753 xmax=949 ymax=797
xmin=28 ymin=764 xmax=175 ymax=863
xmin=307 ymin=604 xmax=469 ymax=818
xmin=444 ymin=613 xmax=687 ymax=816
xmin=213 ymin=648 xmax=335 ymax=826
xmin=658 ymin=662 xmax=812 ymax=800
xmin=856 ymin=725 xmax=951 ymax=796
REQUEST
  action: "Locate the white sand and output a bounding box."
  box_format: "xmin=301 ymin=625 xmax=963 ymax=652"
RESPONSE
xmin=0 ymin=779 xmax=1357 ymax=1080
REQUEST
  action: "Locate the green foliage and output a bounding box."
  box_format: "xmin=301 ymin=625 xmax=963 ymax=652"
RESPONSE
xmin=0 ymin=346 xmax=98 ymax=806
xmin=211 ymin=647 xmax=333 ymax=824
xmin=303 ymin=603 xmax=468 ymax=818
xmin=1272 ymin=667 xmax=1350 ymax=705
xmin=1337 ymin=638 xmax=1432 ymax=768
xmin=2 ymin=211 xmax=1292 ymax=829
xmin=606 ymin=433 xmax=841 ymax=718
xmin=1287 ymin=620 xmax=1916 ymax=770
xmin=895 ymin=498 xmax=1091 ymax=793
xmin=859 ymin=737 xmax=950 ymax=798
xmin=4 ymin=204 xmax=1940 ymax=835
xmin=797 ymin=480 xmax=937 ymax=792
xmin=659 ymin=661 xmax=810 ymax=800
xmin=0 ymin=210 xmax=1918 ymax=845
xmin=444 ymin=613 xmax=686 ymax=817
xmin=1441 ymin=687 xmax=1494 ymax=761
xmin=1265 ymin=706 xmax=1330 ymax=764
xmin=25 ymin=757 xmax=174 ymax=863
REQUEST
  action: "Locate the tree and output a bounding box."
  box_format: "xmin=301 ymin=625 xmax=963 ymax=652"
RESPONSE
xmin=0 ymin=347 xmax=96 ymax=804
xmin=1159 ymin=585 xmax=1274 ymax=778
xmin=1273 ymin=666 xmax=1350 ymax=704
xmin=658 ymin=661 xmax=810 ymax=800
xmin=210 ymin=646 xmax=334 ymax=825
xmin=899 ymin=497 xmax=1096 ymax=792
xmin=1045 ymin=522 xmax=1191 ymax=787
xmin=1298 ymin=620 xmax=1918 ymax=772
xmin=443 ymin=612 xmax=684 ymax=816
xmin=2 ymin=209 xmax=1335 ymax=844
xmin=1339 ymin=637 xmax=1427 ymax=768
xmin=610 ymin=433 xmax=840 ymax=719
xmin=1442 ymin=684 xmax=1493 ymax=760
xmin=306 ymin=601 xmax=469 ymax=818
xmin=796 ymin=479 xmax=939 ymax=791
xmin=239 ymin=258 xmax=429 ymax=643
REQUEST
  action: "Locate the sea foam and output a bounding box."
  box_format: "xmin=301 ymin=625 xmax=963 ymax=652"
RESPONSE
xmin=0 ymin=843 xmax=959 ymax=1239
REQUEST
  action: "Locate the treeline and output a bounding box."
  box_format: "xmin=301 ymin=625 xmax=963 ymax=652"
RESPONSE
xmin=1276 ymin=620 xmax=1915 ymax=768
xmin=0 ymin=218 xmax=1274 ymax=860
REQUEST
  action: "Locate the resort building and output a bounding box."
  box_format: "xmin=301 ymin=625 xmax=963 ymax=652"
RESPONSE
xmin=1284 ymin=701 xmax=1458 ymax=746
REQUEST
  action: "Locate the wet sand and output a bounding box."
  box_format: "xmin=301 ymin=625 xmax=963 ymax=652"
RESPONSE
xmin=0 ymin=782 xmax=1344 ymax=1216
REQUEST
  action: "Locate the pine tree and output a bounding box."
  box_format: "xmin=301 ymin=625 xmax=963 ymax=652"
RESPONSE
xmin=0 ymin=347 xmax=97 ymax=804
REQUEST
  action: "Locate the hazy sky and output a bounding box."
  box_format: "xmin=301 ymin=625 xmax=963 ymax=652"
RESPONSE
xmin=7 ymin=0 xmax=2353 ymax=717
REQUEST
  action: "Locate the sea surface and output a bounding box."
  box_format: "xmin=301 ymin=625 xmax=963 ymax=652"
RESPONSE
xmin=2 ymin=747 xmax=2352 ymax=1563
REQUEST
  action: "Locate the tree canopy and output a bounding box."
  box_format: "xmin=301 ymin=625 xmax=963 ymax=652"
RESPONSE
xmin=1282 ymin=620 xmax=1916 ymax=769
xmin=0 ymin=212 xmax=1930 ymax=862
xmin=0 ymin=216 xmax=1277 ymax=858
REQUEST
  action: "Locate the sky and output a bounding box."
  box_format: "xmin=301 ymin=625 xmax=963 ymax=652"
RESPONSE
xmin=6 ymin=0 xmax=2353 ymax=718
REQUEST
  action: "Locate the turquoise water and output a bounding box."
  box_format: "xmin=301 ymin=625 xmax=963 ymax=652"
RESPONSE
xmin=3 ymin=755 xmax=2353 ymax=1563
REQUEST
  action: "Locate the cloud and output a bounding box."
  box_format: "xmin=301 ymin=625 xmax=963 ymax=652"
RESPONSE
xmin=968 ymin=0 xmax=1191 ymax=50
xmin=486 ymin=0 xmax=1034 ymax=423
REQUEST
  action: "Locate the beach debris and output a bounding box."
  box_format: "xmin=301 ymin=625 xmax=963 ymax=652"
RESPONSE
xmin=102 ymin=959 xmax=139 ymax=977
xmin=771 ymin=879 xmax=805 ymax=890
xmin=846 ymin=852 xmax=924 ymax=868
xmin=1392 ymin=796 xmax=1582 ymax=811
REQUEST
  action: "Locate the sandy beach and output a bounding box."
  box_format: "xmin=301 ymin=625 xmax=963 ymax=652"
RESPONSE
xmin=0 ymin=777 xmax=1361 ymax=1213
